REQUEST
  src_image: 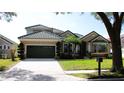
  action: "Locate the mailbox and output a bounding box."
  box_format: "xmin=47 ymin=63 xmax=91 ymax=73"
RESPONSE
xmin=96 ymin=57 xmax=103 ymax=62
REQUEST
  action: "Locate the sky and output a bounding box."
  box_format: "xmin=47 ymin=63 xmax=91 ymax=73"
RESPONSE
xmin=1 ymin=12 xmax=124 ymax=43
xmin=0 ymin=0 xmax=123 ymax=44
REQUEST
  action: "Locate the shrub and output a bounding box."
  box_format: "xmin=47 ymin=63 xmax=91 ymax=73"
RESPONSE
xmin=18 ymin=42 xmax=25 ymax=60
xmin=107 ymin=53 xmax=112 ymax=59
xmin=56 ymin=42 xmax=63 ymax=57
xmin=86 ymin=52 xmax=92 ymax=59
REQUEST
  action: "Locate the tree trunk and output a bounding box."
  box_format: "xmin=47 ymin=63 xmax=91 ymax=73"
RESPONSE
xmin=11 ymin=49 xmax=15 ymax=61
xmin=110 ymin=31 xmax=123 ymax=72
xmin=96 ymin=12 xmax=124 ymax=73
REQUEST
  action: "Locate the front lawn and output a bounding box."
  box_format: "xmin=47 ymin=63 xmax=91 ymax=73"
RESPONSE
xmin=58 ymin=59 xmax=113 ymax=70
xmin=0 ymin=58 xmax=20 ymax=71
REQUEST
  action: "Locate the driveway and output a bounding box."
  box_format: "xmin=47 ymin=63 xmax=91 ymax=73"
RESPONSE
xmin=0 ymin=59 xmax=82 ymax=81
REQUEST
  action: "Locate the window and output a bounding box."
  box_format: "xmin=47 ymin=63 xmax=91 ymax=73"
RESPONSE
xmin=70 ymin=44 xmax=73 ymax=52
xmin=64 ymin=43 xmax=73 ymax=53
xmin=8 ymin=46 xmax=10 ymax=49
xmin=0 ymin=45 xmax=2 ymax=49
xmin=64 ymin=44 xmax=68 ymax=53
xmin=93 ymin=42 xmax=107 ymax=53
xmin=4 ymin=45 xmax=6 ymax=49
xmin=76 ymin=45 xmax=80 ymax=53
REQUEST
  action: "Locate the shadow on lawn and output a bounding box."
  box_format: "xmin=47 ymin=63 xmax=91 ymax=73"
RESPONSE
xmin=0 ymin=68 xmax=55 ymax=81
xmin=88 ymin=78 xmax=124 ymax=81
xmin=86 ymin=72 xmax=124 ymax=81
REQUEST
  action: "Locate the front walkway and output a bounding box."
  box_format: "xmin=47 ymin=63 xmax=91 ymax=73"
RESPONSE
xmin=0 ymin=59 xmax=83 ymax=81
xmin=64 ymin=70 xmax=109 ymax=74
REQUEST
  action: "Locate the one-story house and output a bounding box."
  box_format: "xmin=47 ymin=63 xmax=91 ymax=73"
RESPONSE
xmin=0 ymin=34 xmax=17 ymax=58
xmin=18 ymin=24 xmax=111 ymax=58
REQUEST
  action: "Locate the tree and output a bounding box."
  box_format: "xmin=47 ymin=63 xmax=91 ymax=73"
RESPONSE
xmin=56 ymin=12 xmax=124 ymax=73
xmin=0 ymin=12 xmax=17 ymax=61
xmin=0 ymin=12 xmax=17 ymax=22
xmin=18 ymin=42 xmax=25 ymax=60
xmin=94 ymin=12 xmax=124 ymax=73
xmin=10 ymin=48 xmax=16 ymax=61
xmin=56 ymin=42 xmax=63 ymax=58
xmin=64 ymin=35 xmax=80 ymax=58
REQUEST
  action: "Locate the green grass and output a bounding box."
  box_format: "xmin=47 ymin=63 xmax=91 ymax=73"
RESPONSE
xmin=71 ymin=71 xmax=124 ymax=79
xmin=58 ymin=59 xmax=112 ymax=70
xmin=0 ymin=58 xmax=20 ymax=71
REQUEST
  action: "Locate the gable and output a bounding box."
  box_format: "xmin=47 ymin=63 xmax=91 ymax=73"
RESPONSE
xmin=60 ymin=30 xmax=78 ymax=38
xmin=0 ymin=38 xmax=12 ymax=45
xmin=91 ymin=36 xmax=109 ymax=42
xmin=0 ymin=34 xmax=17 ymax=45
xmin=81 ymin=31 xmax=99 ymax=42
xmin=81 ymin=31 xmax=110 ymax=43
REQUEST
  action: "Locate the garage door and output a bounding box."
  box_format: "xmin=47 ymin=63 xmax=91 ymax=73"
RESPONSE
xmin=27 ymin=46 xmax=55 ymax=58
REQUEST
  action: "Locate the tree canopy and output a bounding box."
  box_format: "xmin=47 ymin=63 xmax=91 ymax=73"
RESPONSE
xmin=64 ymin=35 xmax=80 ymax=44
xmin=0 ymin=12 xmax=17 ymax=22
xmin=56 ymin=12 xmax=124 ymax=73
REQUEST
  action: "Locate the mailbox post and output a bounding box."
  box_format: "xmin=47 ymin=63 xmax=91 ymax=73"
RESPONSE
xmin=96 ymin=57 xmax=103 ymax=78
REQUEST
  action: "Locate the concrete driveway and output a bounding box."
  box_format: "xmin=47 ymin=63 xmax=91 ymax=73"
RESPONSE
xmin=0 ymin=59 xmax=82 ymax=81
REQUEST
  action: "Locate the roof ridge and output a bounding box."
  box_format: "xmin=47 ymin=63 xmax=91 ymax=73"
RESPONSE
xmin=0 ymin=34 xmax=17 ymax=44
xmin=25 ymin=24 xmax=51 ymax=29
xmin=41 ymin=30 xmax=62 ymax=38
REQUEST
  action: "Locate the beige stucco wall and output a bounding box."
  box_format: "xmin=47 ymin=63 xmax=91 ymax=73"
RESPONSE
xmin=22 ymin=40 xmax=57 ymax=45
xmin=20 ymin=39 xmax=60 ymax=58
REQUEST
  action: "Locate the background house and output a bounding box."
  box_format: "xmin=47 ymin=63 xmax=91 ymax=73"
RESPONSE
xmin=0 ymin=34 xmax=17 ymax=58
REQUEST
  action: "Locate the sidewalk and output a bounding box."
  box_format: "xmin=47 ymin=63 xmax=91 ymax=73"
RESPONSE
xmin=64 ymin=70 xmax=109 ymax=74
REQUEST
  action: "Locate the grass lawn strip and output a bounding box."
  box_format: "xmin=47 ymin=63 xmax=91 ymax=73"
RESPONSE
xmin=0 ymin=58 xmax=20 ymax=71
xmin=59 ymin=59 xmax=112 ymax=70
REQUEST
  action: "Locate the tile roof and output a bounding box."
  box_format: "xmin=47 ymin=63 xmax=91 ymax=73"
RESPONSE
xmin=25 ymin=24 xmax=64 ymax=35
xmin=59 ymin=30 xmax=79 ymax=37
xmin=74 ymin=33 xmax=83 ymax=38
xmin=80 ymin=31 xmax=110 ymax=42
xmin=18 ymin=31 xmax=63 ymax=40
xmin=0 ymin=34 xmax=17 ymax=44
xmin=25 ymin=24 xmax=49 ymax=29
